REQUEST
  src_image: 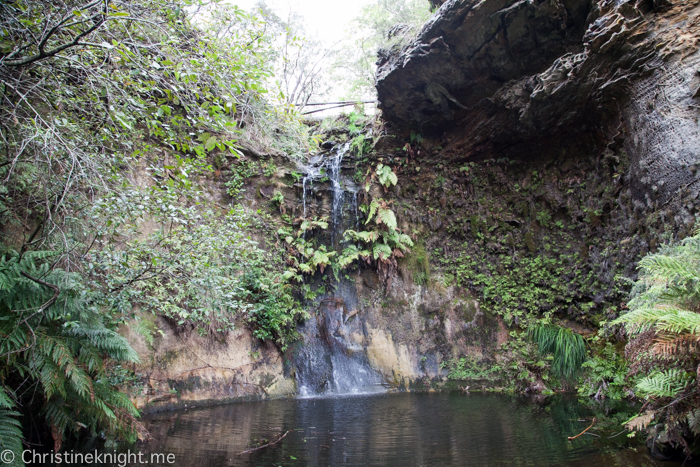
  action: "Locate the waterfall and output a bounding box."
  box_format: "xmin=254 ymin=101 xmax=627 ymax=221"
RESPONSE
xmin=294 ymin=143 xmax=385 ymax=397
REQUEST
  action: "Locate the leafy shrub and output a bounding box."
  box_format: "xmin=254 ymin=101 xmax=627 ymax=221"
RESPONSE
xmin=577 ymin=343 xmax=630 ymax=400
xmin=441 ymin=356 xmax=497 ymax=381
xmin=226 ymin=159 xmax=261 ymax=198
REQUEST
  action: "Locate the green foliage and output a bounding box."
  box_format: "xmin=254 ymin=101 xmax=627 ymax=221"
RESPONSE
xmin=347 ymin=110 xmax=370 ymax=135
xmin=495 ymin=335 xmax=553 ymax=393
xmin=344 ymin=221 xmax=413 ymax=262
xmin=0 ymin=250 xmax=141 ymax=455
xmin=271 ymin=190 xmax=285 ymax=207
xmin=279 ymin=218 xmax=337 ymax=282
xmin=92 ymin=206 xmax=303 ymax=344
xmin=528 ymin=324 xmax=586 ymax=380
xmin=441 ymin=356 xmax=497 ymax=382
xmin=409 ymin=131 xmax=423 ymax=145
xmin=635 ymin=369 xmax=695 ymax=399
xmin=334 ymin=0 xmax=432 ymax=99
xmin=0 ymin=0 xmax=310 ymax=351
xmin=351 ymin=134 xmax=373 ymax=159
xmin=263 ymin=161 xmax=278 ymax=177
xmin=226 ymin=159 xmax=261 ymax=198
xmin=578 ymin=343 xmax=630 ymax=400
xmin=405 ymin=243 xmax=430 ymax=285
xmin=376 ymin=164 xmax=398 ymax=188
xmin=0 ymin=413 xmax=22 ymax=466
xmin=613 ymin=232 xmax=700 ymax=450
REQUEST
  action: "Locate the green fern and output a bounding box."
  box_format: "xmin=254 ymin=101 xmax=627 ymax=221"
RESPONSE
xmin=375 ymin=164 xmax=398 ymax=188
xmin=614 ymin=231 xmax=700 ymax=448
xmin=376 ymin=207 xmax=397 ymax=230
xmin=365 ymin=199 xmax=380 ymax=225
xmin=636 ymin=369 xmax=695 ymax=399
xmin=0 ymin=409 xmax=23 ymax=467
xmin=0 ymin=250 xmax=142 ymax=450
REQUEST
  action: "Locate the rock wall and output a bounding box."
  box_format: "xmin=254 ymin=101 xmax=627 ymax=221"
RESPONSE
xmin=126 ymin=0 xmax=700 ymax=409
xmin=123 ymin=314 xmax=295 ymax=413
xmin=377 ymin=0 xmax=700 ymax=204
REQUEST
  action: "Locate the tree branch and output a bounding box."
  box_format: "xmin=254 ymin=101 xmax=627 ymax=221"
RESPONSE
xmin=4 ymin=2 xmax=108 ymax=67
xmin=238 ymin=431 xmax=289 ymax=455
xmin=18 ymin=271 xmax=60 ymax=323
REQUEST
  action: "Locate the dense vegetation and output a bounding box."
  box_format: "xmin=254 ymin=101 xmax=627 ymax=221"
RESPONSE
xmin=1 ymin=0 xmax=699 ymax=461
xmin=614 ymin=233 xmax=700 ymax=455
xmin=0 ymin=0 xmax=315 ymax=459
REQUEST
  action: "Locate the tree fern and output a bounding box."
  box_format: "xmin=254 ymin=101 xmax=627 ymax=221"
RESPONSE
xmin=636 ymin=369 xmax=695 ymax=398
xmin=0 ymin=250 xmax=142 ymax=452
xmin=614 ymin=231 xmax=700 ymax=451
xmin=0 ymin=409 xmax=23 ymax=467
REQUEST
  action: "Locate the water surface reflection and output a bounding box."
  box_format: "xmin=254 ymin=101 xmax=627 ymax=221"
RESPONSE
xmin=138 ymin=392 xmax=679 ymax=466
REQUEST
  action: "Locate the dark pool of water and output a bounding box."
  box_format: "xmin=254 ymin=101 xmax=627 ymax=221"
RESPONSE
xmin=137 ymin=392 xmax=681 ymax=466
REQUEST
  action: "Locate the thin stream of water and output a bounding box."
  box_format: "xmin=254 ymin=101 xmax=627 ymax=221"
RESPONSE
xmin=294 ymin=142 xmax=383 ymax=397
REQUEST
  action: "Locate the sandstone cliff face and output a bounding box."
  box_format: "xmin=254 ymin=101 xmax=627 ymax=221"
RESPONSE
xmin=122 ymin=314 xmax=295 ymax=412
xmin=377 ymin=0 xmax=700 ymax=207
xmin=127 ymin=0 xmax=700 ymax=409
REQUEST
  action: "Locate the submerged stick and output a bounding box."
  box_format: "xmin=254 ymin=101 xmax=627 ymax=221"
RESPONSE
xmin=238 ymin=431 xmax=289 ymax=455
xmin=568 ymin=418 xmax=596 ymax=440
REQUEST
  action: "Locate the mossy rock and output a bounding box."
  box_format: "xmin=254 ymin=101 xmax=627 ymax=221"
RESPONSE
xmin=524 ymin=232 xmax=536 ymax=253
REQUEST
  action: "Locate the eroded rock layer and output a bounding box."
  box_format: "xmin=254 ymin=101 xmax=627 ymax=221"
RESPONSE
xmin=377 ymin=0 xmax=700 ymax=205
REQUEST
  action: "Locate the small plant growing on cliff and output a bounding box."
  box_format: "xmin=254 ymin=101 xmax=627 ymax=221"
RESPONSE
xmin=527 ymin=323 xmax=586 ymax=381
xmin=279 ymin=217 xmax=335 ymax=280
xmin=226 ymin=159 xmax=260 ymax=198
xmin=376 ymin=163 xmax=398 ymax=188
xmin=442 ymin=356 xmax=497 ymax=381
xmin=270 ymin=190 xmax=285 ymax=211
xmin=340 ymin=198 xmax=413 ymax=282
xmin=262 ymin=161 xmax=277 ymax=177
xmin=578 ymin=343 xmax=630 ymax=400
xmin=364 ymin=163 xmax=398 ymax=192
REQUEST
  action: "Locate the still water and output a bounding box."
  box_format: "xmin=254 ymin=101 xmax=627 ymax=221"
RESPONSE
xmin=138 ymin=392 xmax=678 ymax=466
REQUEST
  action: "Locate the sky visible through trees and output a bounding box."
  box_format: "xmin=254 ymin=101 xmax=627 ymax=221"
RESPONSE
xmin=214 ymin=0 xmax=433 ymax=111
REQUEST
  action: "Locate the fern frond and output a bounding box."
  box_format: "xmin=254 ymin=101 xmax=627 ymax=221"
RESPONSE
xmin=688 ymin=409 xmax=700 ymax=436
xmin=655 ymin=307 xmax=700 ymax=335
xmin=376 ymin=207 xmax=397 ymax=230
xmin=636 ymin=369 xmax=694 ymax=398
xmin=44 ymin=398 xmax=74 ymax=435
xmin=625 ymin=410 xmax=655 ymax=431
xmin=365 ymin=199 xmax=379 ymax=225
xmin=67 ymin=325 xmax=139 ymax=363
xmin=0 ymin=409 xmax=23 ymax=466
xmin=651 ymin=332 xmax=700 ymax=356
xmin=639 ymin=254 xmax=700 ymax=285
xmin=0 ymin=387 xmax=15 ymax=409
xmin=372 ymin=243 xmax=392 ymax=261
